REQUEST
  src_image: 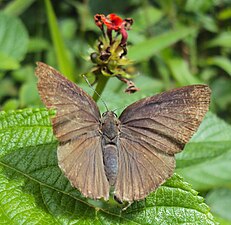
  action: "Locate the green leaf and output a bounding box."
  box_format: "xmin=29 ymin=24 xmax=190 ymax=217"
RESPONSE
xmin=0 ymin=12 xmax=28 ymax=64
xmin=59 ymin=18 xmax=77 ymax=40
xmin=206 ymin=56 xmax=231 ymax=76
xmin=206 ymin=188 xmax=231 ymax=223
xmin=19 ymin=81 xmax=40 ymax=107
xmin=0 ymin=108 xmax=216 ymax=224
xmin=0 ymin=170 xmax=57 ymax=224
xmin=197 ymin=14 xmax=218 ymax=32
xmin=205 ymin=31 xmax=231 ymax=48
xmin=185 ymin=0 xmax=215 ymax=13
xmin=166 ymin=58 xmax=201 ymax=86
xmin=0 ymin=52 xmax=20 ymax=70
xmin=27 ymin=37 xmax=50 ymax=53
xmin=218 ymin=7 xmax=231 ymax=20
xmin=11 ymin=64 xmax=35 ymax=82
xmin=128 ymin=26 xmax=196 ymax=62
xmin=0 ymin=109 xmax=55 ymax=156
xmin=2 ymin=99 xmax=20 ymax=111
xmin=214 ymin=217 xmax=231 ymax=225
xmin=176 ymin=113 xmax=231 ymax=191
xmin=129 ymin=6 xmax=163 ymax=44
xmin=44 ymin=0 xmax=74 ymax=81
xmin=3 ymin=0 xmax=36 ymax=16
xmin=0 ymin=78 xmax=17 ymax=100
xmin=131 ymin=6 xmax=163 ymax=32
xmin=211 ymin=78 xmax=231 ymax=110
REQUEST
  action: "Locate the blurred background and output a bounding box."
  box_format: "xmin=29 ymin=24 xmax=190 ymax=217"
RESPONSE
xmin=0 ymin=0 xmax=230 ymax=223
xmin=0 ymin=0 xmax=231 ymax=121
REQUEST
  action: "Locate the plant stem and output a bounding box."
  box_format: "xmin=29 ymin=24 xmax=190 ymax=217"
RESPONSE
xmin=93 ymin=75 xmax=109 ymax=102
xmin=44 ymin=0 xmax=74 ymax=81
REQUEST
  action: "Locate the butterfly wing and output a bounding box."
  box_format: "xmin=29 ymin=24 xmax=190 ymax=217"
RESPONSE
xmin=115 ymin=85 xmax=211 ymax=201
xmin=35 ymin=62 xmax=110 ymax=200
xmin=57 ymin=135 xmax=109 ymax=199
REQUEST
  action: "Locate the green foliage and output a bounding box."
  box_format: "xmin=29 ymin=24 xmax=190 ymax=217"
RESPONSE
xmin=128 ymin=26 xmax=196 ymax=62
xmin=0 ymin=12 xmax=28 ymax=70
xmin=176 ymin=112 xmax=231 ymax=190
xmin=44 ymin=0 xmax=74 ymax=80
xmin=0 ymin=108 xmax=216 ymax=224
xmin=206 ymin=188 xmax=231 ymax=222
xmin=0 ymin=0 xmax=231 ymax=223
xmin=166 ymin=58 xmax=200 ymax=85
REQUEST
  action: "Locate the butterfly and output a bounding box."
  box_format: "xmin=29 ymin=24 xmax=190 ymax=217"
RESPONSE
xmin=35 ymin=62 xmax=211 ymax=203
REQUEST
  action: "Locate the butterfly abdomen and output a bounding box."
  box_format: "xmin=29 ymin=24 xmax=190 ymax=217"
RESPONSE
xmin=102 ymin=144 xmax=118 ymax=186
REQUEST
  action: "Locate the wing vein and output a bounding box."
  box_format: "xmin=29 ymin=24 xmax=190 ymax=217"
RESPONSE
xmin=121 ymin=126 xmax=183 ymax=154
xmin=121 ymin=141 xmax=155 ymax=189
xmin=120 ymin=136 xmax=172 ymax=172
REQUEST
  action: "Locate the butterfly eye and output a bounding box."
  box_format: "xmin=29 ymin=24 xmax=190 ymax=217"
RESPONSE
xmin=102 ymin=112 xmax=107 ymax=117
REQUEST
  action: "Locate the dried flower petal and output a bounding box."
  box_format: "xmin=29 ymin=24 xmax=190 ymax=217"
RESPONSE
xmin=94 ymin=14 xmax=106 ymax=30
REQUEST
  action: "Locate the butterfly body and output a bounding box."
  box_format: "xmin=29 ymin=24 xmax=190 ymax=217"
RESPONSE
xmin=35 ymin=62 xmax=211 ymax=203
xmin=100 ymin=111 xmax=120 ymax=186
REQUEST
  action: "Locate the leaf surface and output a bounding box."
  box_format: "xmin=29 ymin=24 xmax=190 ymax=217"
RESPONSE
xmin=176 ymin=113 xmax=231 ymax=191
xmin=0 ymin=12 xmax=28 ymax=66
xmin=128 ymin=26 xmax=195 ymax=62
xmin=0 ymin=107 xmax=217 ymax=224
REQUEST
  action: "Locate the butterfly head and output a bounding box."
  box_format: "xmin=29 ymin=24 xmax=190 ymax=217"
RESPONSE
xmin=102 ymin=111 xmax=117 ymax=118
xmin=100 ymin=111 xmax=120 ymax=140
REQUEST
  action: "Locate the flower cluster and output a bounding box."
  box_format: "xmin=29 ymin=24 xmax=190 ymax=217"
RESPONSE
xmin=90 ymin=13 xmax=139 ymax=93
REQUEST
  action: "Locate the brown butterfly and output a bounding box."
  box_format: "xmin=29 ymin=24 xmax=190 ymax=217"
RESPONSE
xmin=35 ymin=62 xmax=211 ymax=203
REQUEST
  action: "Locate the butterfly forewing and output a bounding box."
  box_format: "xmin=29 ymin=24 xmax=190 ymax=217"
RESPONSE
xmin=115 ymin=85 xmax=211 ymax=202
xmin=35 ymin=62 xmax=110 ymax=200
xmin=119 ymin=85 xmax=211 ymax=154
xmin=35 ymin=63 xmax=101 ymax=141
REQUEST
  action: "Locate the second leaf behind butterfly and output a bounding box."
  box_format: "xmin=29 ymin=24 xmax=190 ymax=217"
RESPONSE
xmin=35 ymin=62 xmax=211 ymax=203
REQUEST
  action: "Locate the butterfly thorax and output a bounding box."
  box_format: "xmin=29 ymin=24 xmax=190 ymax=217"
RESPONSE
xmin=100 ymin=111 xmax=120 ymax=186
xmin=100 ymin=111 xmax=121 ymax=142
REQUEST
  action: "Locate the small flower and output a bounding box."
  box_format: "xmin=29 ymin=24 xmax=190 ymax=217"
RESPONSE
xmin=103 ymin=14 xmax=124 ymax=30
xmin=90 ymin=13 xmax=139 ymax=94
xmin=94 ymin=13 xmax=133 ymax=46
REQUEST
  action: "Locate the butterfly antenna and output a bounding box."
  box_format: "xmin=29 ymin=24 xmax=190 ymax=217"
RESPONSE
xmin=82 ymin=74 xmax=109 ymax=112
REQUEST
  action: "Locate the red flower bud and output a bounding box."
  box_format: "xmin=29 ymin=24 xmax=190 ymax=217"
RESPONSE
xmin=104 ymin=14 xmax=124 ymax=31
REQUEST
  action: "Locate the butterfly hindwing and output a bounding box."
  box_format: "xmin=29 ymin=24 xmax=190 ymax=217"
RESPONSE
xmin=115 ymin=135 xmax=175 ymax=201
xmin=57 ymin=135 xmax=110 ymax=200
